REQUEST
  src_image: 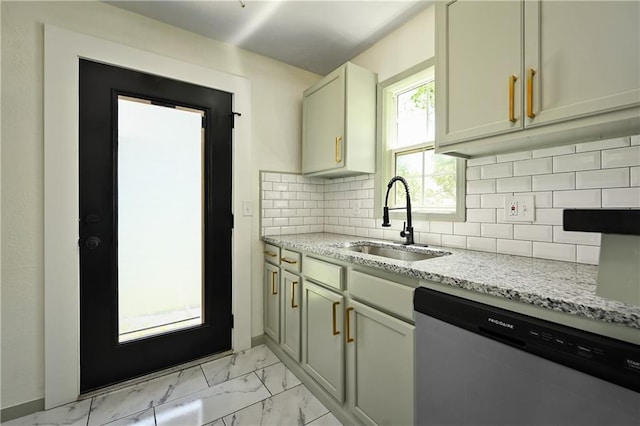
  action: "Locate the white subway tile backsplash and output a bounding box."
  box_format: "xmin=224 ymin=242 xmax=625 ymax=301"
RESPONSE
xmin=602 ymin=146 xmax=640 ymax=168
xmin=553 ymin=189 xmax=601 ymax=208
xmin=273 ymin=217 xmax=289 ymax=227
xmin=454 ymin=222 xmax=481 ymax=236
xmin=420 ymin=233 xmax=442 ymax=246
xmin=513 ymin=225 xmax=553 ymax=242
xmin=481 ymin=194 xmax=507 ymax=208
xmin=496 ymin=151 xmax=532 ymax=163
xmin=442 ymin=234 xmax=467 ymax=248
xmin=481 ymin=162 xmax=513 ymax=179
xmin=466 ymin=237 xmax=497 ymax=253
xmin=467 ymin=156 xmax=496 ymax=167
xmin=430 ymin=221 xmax=453 ymax=234
xmin=631 ymin=167 xmax=640 ymax=186
xmin=467 ymin=179 xmax=496 ymax=194
xmin=466 ymin=194 xmax=481 ymax=208
xmin=497 ymin=239 xmax=532 ymax=257
xmin=481 ymin=223 xmax=513 ymax=239
xmin=467 ymin=166 xmax=481 ymax=180
xmin=532 ymin=145 xmax=575 ymax=158
xmin=525 ymin=192 xmax=553 ymax=208
xmin=273 ymin=183 xmax=289 ymax=191
xmin=261 ymin=137 xmax=636 ymax=263
xmin=368 ymin=228 xmax=383 ymax=239
xmin=513 ymin=157 xmax=552 ymax=176
xmin=577 ymin=245 xmax=600 ymax=265
xmin=534 ymin=209 xmax=564 ymax=225
xmin=553 ymin=226 xmax=601 ymax=246
xmin=575 ymin=137 xmax=629 ymax=152
xmin=553 ymin=151 xmax=600 ymax=173
xmin=532 ymin=242 xmax=576 ymax=262
xmin=532 ymin=173 xmax=575 ymax=191
xmin=263 ymin=209 xmax=281 ymax=218
xmin=602 ymin=187 xmax=640 ymax=207
xmin=467 ymin=208 xmax=496 ymax=223
xmin=263 ymin=227 xmax=281 ymax=236
xmin=496 ymin=176 xmax=531 ymax=193
xmin=576 ymin=168 xmax=629 ymax=189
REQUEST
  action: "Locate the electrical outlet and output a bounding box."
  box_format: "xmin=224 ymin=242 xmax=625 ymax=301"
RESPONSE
xmin=504 ymin=195 xmax=535 ymax=222
xmin=242 ymin=200 xmax=253 ymax=216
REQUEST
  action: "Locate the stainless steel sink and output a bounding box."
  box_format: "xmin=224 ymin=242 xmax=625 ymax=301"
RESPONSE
xmin=344 ymin=244 xmax=448 ymax=262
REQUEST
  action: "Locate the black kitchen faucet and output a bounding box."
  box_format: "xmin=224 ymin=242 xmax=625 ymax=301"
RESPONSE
xmin=382 ymin=176 xmax=414 ymax=245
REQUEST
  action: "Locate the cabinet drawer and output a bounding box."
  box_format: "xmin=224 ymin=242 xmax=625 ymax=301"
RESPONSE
xmin=349 ymin=270 xmax=414 ymax=322
xmin=280 ymin=248 xmax=301 ymax=274
xmin=303 ymin=257 xmax=343 ymax=290
xmin=263 ymin=244 xmax=280 ymax=265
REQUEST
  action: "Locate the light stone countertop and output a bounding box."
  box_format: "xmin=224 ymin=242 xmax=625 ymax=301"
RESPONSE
xmin=262 ymin=233 xmax=640 ymax=331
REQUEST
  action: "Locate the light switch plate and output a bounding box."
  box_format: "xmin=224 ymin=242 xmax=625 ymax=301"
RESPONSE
xmin=504 ymin=195 xmax=535 ymax=222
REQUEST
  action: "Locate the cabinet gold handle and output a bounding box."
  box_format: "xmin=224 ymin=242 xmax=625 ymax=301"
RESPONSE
xmin=332 ymin=301 xmax=340 ymax=335
xmin=263 ymin=251 xmax=277 ymax=257
xmin=335 ymin=136 xmax=342 ymax=163
xmin=346 ymin=307 xmax=354 ymax=343
xmin=291 ymin=281 xmax=298 ymax=309
xmin=271 ymin=271 xmax=278 ymax=295
xmin=527 ymin=68 xmax=536 ymax=119
xmin=508 ymin=75 xmax=517 ymax=123
xmin=281 ymin=257 xmax=297 ymax=264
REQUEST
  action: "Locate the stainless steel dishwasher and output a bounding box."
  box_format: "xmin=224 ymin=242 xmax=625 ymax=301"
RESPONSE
xmin=414 ymin=287 xmax=640 ymax=426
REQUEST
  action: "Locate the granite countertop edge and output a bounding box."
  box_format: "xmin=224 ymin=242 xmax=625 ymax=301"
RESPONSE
xmin=262 ymin=233 xmax=640 ymax=330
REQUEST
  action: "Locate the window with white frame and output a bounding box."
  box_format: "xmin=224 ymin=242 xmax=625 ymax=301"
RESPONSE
xmin=377 ymin=60 xmax=465 ymax=222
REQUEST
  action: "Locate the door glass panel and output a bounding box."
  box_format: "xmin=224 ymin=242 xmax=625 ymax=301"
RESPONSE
xmin=117 ymin=96 xmax=204 ymax=343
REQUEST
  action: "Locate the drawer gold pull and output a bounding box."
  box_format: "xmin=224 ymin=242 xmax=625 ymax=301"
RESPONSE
xmin=335 ymin=136 xmax=342 ymax=163
xmin=508 ymin=75 xmax=517 ymax=123
xmin=281 ymin=257 xmax=297 ymax=264
xmin=527 ymin=68 xmax=536 ymax=119
xmin=346 ymin=307 xmax=354 ymax=343
xmin=332 ymin=301 xmax=340 ymax=335
xmin=271 ymin=271 xmax=278 ymax=295
xmin=263 ymin=250 xmax=277 ymax=257
xmin=291 ymin=281 xmax=298 ymax=309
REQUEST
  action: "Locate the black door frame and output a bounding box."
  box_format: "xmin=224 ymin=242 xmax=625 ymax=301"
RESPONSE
xmin=79 ymin=59 xmax=233 ymax=392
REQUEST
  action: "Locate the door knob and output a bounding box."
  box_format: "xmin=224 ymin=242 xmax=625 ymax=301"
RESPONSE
xmin=85 ymin=236 xmax=101 ymax=250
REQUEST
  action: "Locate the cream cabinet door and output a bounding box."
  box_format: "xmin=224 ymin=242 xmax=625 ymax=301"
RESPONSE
xmin=346 ymin=299 xmax=415 ymax=426
xmin=302 ymin=280 xmax=345 ymax=402
xmin=524 ymin=0 xmax=640 ymax=127
xmin=280 ymin=270 xmax=301 ymax=362
xmin=302 ymin=68 xmax=345 ymax=174
xmin=264 ymin=261 xmax=280 ymax=342
xmin=436 ymin=0 xmax=523 ymax=146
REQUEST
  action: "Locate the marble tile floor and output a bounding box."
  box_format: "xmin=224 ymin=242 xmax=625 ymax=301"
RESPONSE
xmin=4 ymin=345 xmax=343 ymax=426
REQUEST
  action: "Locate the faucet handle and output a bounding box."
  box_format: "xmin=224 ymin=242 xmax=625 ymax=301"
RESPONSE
xmin=400 ymin=221 xmax=407 ymax=237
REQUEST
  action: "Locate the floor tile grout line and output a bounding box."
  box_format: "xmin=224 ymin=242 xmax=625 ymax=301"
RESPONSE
xmin=153 ymin=407 xmax=158 ymax=426
xmin=304 ymin=410 xmax=331 ymax=426
xmin=253 ymin=365 xmax=273 ymax=397
xmin=199 ymin=363 xmax=212 ymax=387
xmin=86 ymin=395 xmax=96 ymax=426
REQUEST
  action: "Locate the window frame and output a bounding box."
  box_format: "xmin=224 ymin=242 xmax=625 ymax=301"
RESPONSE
xmin=375 ymin=59 xmax=466 ymax=223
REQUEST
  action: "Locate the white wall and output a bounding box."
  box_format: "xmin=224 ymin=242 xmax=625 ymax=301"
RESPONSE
xmin=1 ymin=0 xmax=319 ymax=410
xmin=351 ymin=5 xmax=435 ymax=82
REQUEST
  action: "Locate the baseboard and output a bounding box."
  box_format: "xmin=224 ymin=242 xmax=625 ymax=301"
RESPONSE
xmin=251 ymin=334 xmax=266 ymax=347
xmin=1 ymin=398 xmax=45 ymax=423
xmin=263 ymin=337 xmax=360 ymax=426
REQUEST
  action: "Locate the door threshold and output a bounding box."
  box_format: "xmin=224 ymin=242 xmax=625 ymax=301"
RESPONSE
xmin=78 ymin=349 xmax=233 ymax=400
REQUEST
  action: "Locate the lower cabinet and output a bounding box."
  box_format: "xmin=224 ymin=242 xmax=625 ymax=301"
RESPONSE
xmin=264 ymin=248 xmax=416 ymax=425
xmin=302 ymin=280 xmax=345 ymax=403
xmin=281 ymin=270 xmax=301 ymax=361
xmin=264 ymin=261 xmax=280 ymax=342
xmin=346 ymin=299 xmax=415 ymax=426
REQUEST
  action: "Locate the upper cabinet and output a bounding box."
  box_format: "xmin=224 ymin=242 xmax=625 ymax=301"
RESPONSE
xmin=435 ymin=0 xmax=640 ymax=157
xmin=302 ymin=62 xmax=377 ymax=177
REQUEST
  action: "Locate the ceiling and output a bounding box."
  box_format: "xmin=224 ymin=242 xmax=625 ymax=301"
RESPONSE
xmin=104 ymin=0 xmax=432 ymax=75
